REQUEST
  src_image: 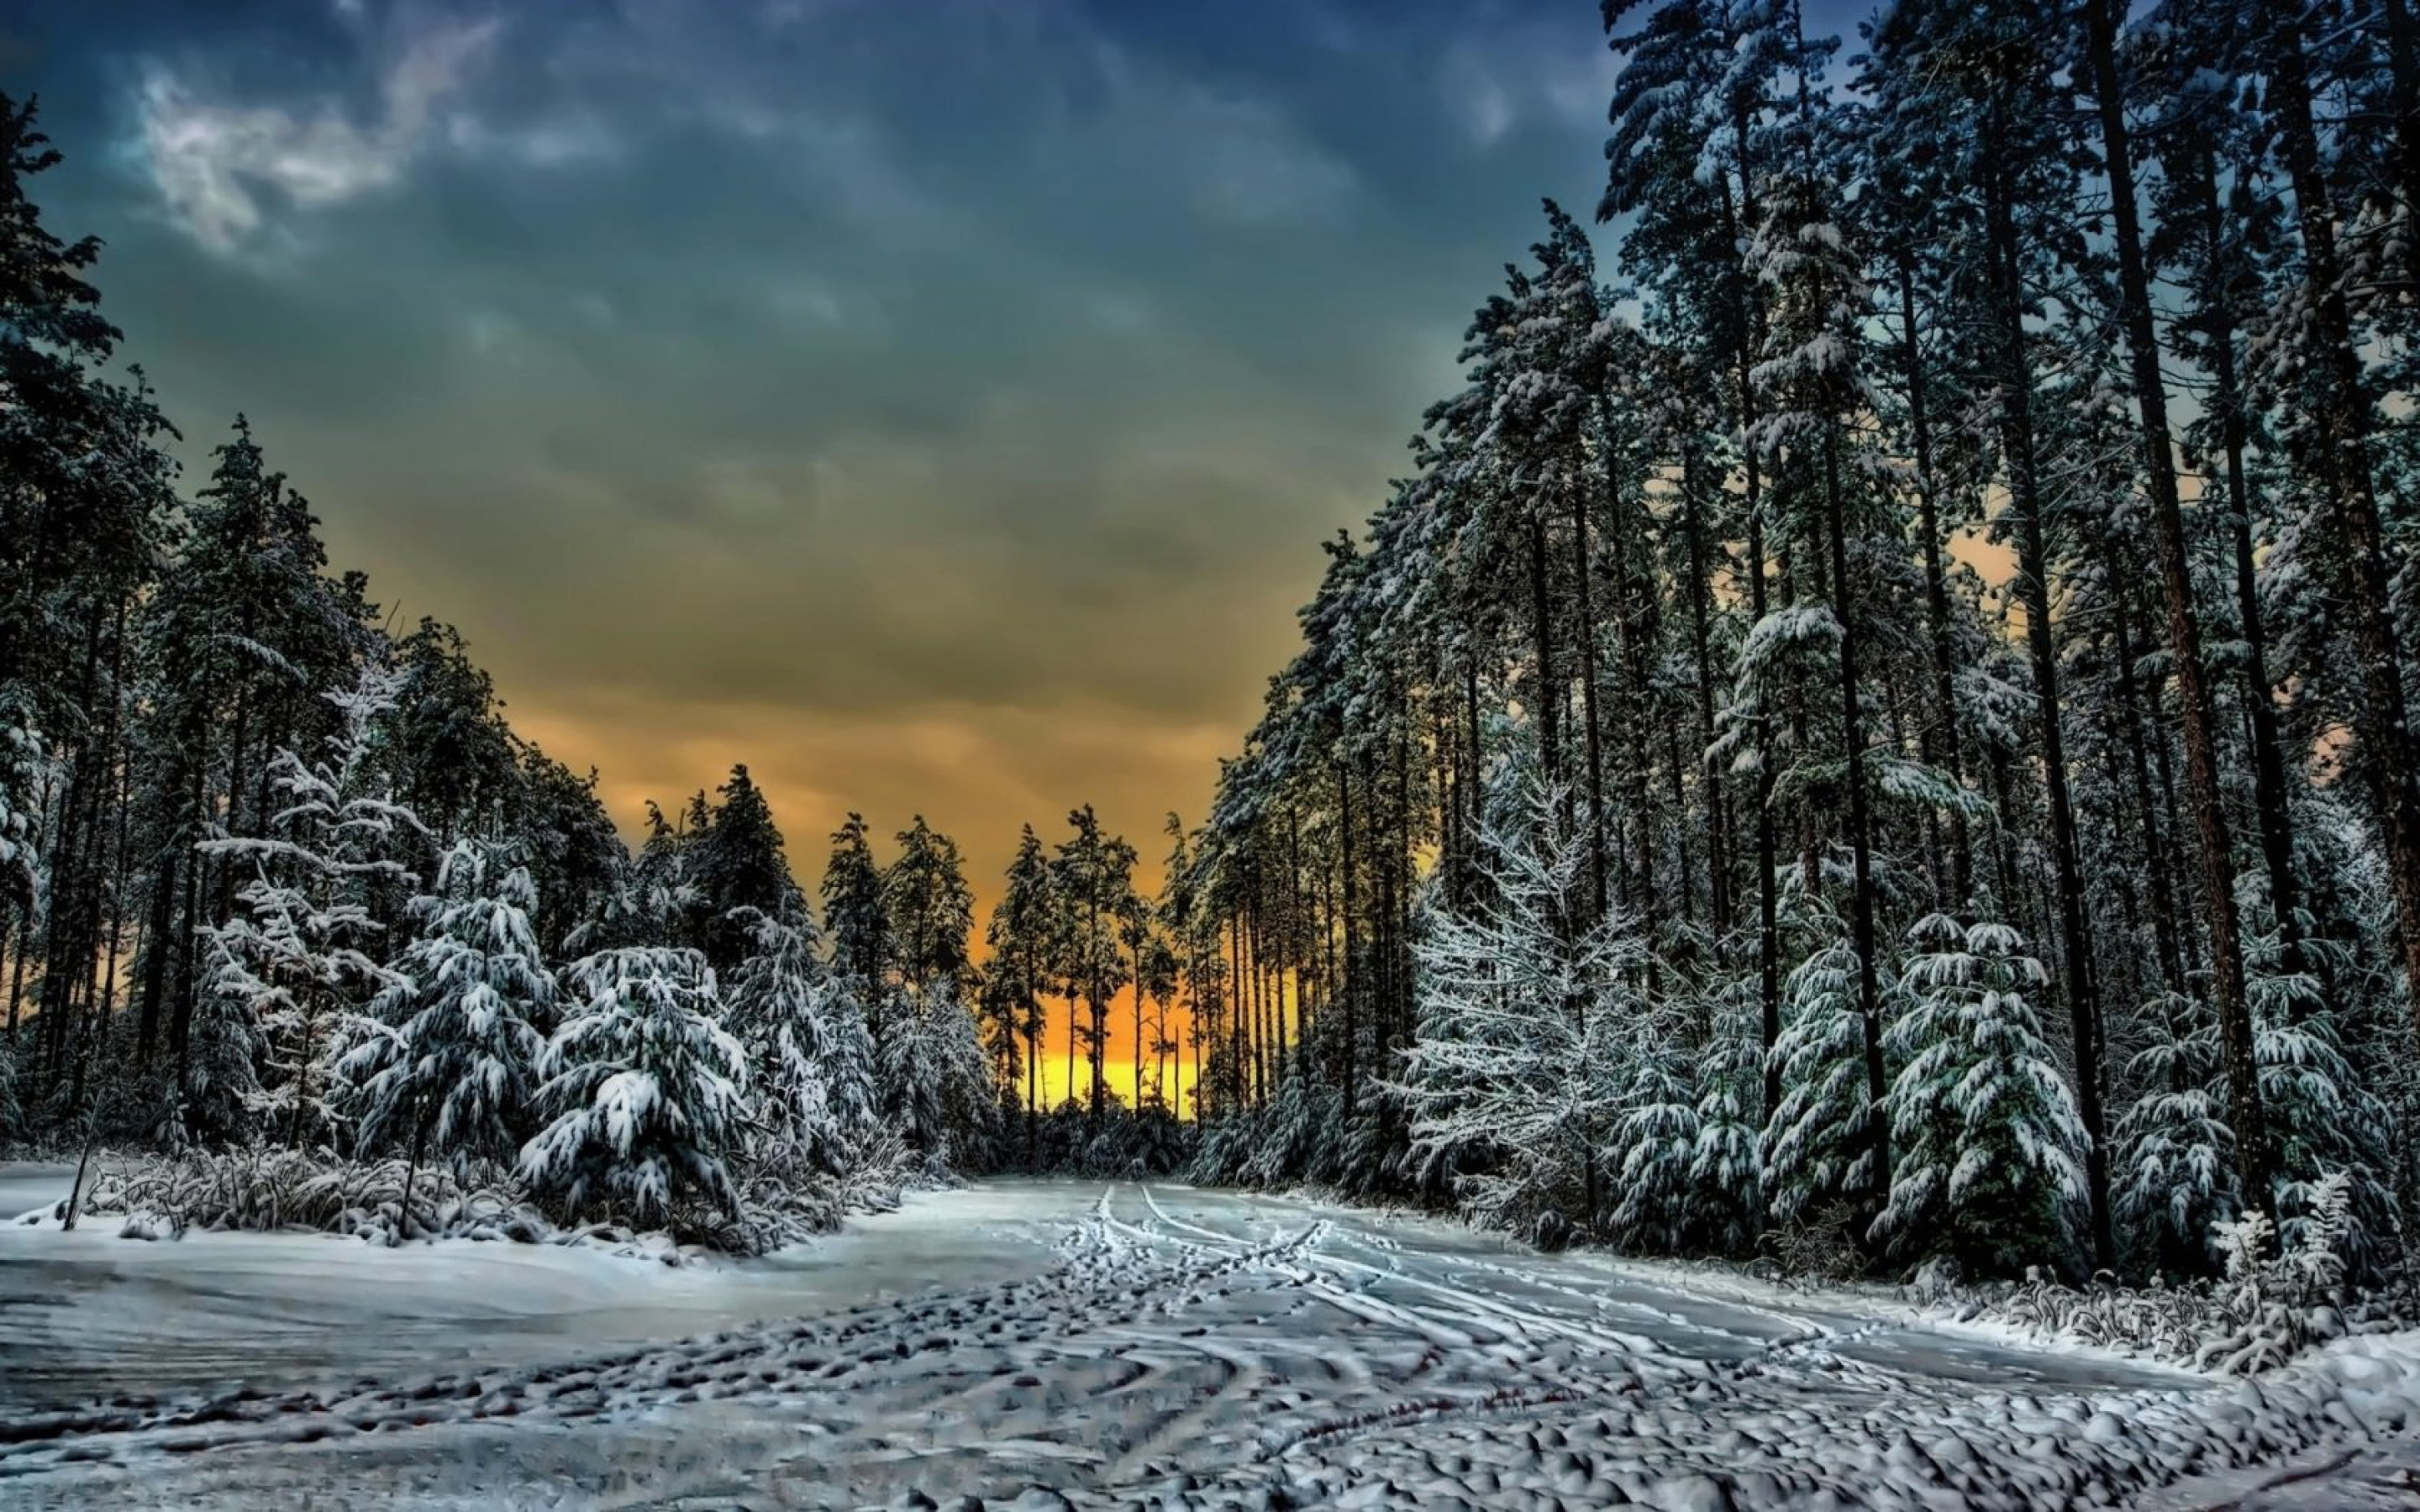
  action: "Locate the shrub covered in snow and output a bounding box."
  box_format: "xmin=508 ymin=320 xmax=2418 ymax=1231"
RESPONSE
xmin=55 ymin=1147 xmax=547 ymax=1247
xmin=1942 ymin=1173 xmax=2415 ymax=1375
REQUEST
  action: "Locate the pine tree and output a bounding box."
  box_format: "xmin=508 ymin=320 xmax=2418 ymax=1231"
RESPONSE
xmin=2115 ymin=995 xmax=2237 ymax=1276
xmin=884 ymin=815 xmax=974 ymax=1000
xmin=1687 ymin=969 xmax=1767 ymax=1254
xmin=876 ymin=979 xmax=993 ymax=1173
xmin=1871 ymin=913 xmax=2088 ymax=1277
xmin=692 ymin=764 xmax=802 ymax=974
xmin=1395 ymin=773 xmax=1644 ymax=1239
xmin=519 ymin=945 xmax=747 ymax=1228
xmin=723 ymin=903 xmax=876 ymax=1178
xmin=345 ymin=841 xmax=552 ymax=1191
xmin=1763 ymin=906 xmax=1872 ymax=1231
xmin=197 ymin=663 xmax=426 ymax=1149
xmin=0 ymin=92 xmax=178 ymax=728
xmin=821 ymin=813 xmax=889 ymax=1015
xmin=1051 ymin=806 xmax=1136 ymax=1119
xmin=137 ymin=417 xmax=369 ymax=1073
xmin=982 ymin=825 xmax=1057 ymax=1152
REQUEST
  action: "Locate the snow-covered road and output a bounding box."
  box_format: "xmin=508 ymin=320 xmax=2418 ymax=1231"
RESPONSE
xmin=4 ymin=1170 xmax=2417 ymax=1509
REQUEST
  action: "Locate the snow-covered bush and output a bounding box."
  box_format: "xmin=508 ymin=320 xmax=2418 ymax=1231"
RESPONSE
xmin=518 ymin=946 xmax=748 ymax=1230
xmin=703 ymin=1126 xmax=918 ymax=1255
xmin=1870 ymin=913 xmax=2087 ymax=1277
xmin=1760 ymin=1200 xmax=1863 ymax=1284
xmin=61 ymin=1147 xmax=546 ymax=1247
xmin=1945 ymin=1173 xmax=2396 ymax=1375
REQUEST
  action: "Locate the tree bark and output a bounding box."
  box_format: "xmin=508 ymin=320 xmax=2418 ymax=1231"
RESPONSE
xmin=2086 ymin=0 xmax=2268 ymax=1204
xmin=2265 ymin=12 xmax=2420 ymax=1032
xmin=1986 ymin=148 xmax=2116 ymax=1270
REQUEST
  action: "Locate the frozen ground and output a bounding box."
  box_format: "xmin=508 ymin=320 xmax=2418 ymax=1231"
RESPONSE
xmin=3 ymin=1166 xmax=2418 ymax=1509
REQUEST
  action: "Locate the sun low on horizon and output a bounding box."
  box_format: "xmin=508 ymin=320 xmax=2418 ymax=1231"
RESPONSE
xmin=3 ymin=0 xmax=1672 ymax=1097
xmin=11 ymin=0 xmax=2420 ymax=1503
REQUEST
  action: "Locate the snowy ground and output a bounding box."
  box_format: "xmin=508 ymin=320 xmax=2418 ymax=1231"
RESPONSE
xmin=4 ymin=1166 xmax=2418 ymax=1509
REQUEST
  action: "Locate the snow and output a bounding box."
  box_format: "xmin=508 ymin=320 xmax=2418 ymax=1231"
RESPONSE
xmin=3 ymin=1167 xmax=2417 ymax=1508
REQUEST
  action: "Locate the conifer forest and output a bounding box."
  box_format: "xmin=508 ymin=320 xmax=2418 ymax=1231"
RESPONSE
xmin=7 ymin=0 xmax=2420 ymax=1506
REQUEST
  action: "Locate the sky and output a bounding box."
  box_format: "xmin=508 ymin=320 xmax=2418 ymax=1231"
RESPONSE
xmin=7 ymin=0 xmax=1863 ymax=1105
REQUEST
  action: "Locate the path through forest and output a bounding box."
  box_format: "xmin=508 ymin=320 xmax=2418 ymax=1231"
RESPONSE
xmin=3 ymin=1170 xmax=2416 ymax=1508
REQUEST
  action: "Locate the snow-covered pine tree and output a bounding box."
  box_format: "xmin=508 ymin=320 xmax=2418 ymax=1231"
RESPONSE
xmin=1394 ymin=772 xmax=1646 ymax=1241
xmin=876 ymin=979 xmax=994 ymax=1173
xmin=0 ymin=708 xmax=38 ymax=943
xmin=692 ymin=764 xmax=803 ymax=974
xmin=0 ymin=706 xmax=40 ymax=1059
xmin=1871 ymin=913 xmax=2087 ymax=1277
xmin=0 ymin=1011 xmax=18 ymax=1147
xmin=876 ymin=813 xmax=992 ymax=1165
xmin=1762 ymin=906 xmax=1872 ymax=1236
xmin=723 ymin=903 xmax=876 ymax=1179
xmin=627 ymin=795 xmax=710 ymax=952
xmin=197 ymin=662 xmax=426 ymax=1150
xmin=519 ymin=946 xmax=747 ymax=1229
xmin=345 ymin=840 xmax=552 ymax=1189
xmin=821 ymin=813 xmax=891 ymax=1034
xmin=2247 ymin=942 xmax=2401 ymax=1275
xmin=2115 ymin=994 xmax=2238 ymax=1276
xmin=1611 ymin=1024 xmax=1701 ymax=1253
xmin=1687 ymin=966 xmax=1767 ymax=1254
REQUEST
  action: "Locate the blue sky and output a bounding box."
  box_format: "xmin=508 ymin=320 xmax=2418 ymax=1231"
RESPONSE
xmin=4 ymin=0 xmax=1859 ymax=887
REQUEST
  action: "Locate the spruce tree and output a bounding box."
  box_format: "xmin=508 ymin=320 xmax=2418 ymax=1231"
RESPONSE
xmin=345 ymin=841 xmax=553 ymax=1189
xmin=519 ymin=945 xmax=747 ymax=1228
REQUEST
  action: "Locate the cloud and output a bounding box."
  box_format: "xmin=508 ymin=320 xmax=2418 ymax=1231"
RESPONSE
xmin=134 ymin=14 xmax=498 ymax=252
xmin=1436 ymin=24 xmax=1618 ymax=152
xmin=1182 ymin=87 xmax=1359 ymax=225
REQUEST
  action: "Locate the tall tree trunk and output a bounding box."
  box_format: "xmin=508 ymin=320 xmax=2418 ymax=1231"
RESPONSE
xmin=1986 ymin=152 xmax=2116 ymax=1270
xmin=2196 ymin=146 xmax=2308 ymax=981
xmin=1823 ymin=438 xmax=1891 ymax=1221
xmin=2109 ymin=591 xmax=2189 ymax=996
xmin=2267 ymin=13 xmax=2420 ymax=1026
xmin=1528 ymin=507 xmax=1561 ymax=789
xmin=2380 ymin=0 xmax=2420 ymax=286
xmin=2086 ymin=0 xmax=2268 ymax=1201
xmin=1338 ymin=756 xmax=1359 ymax=1118
xmin=1678 ymin=451 xmax=1733 ymax=932
xmin=1604 ymin=444 xmax=1664 ymax=992
xmin=1571 ymin=470 xmax=1612 ymax=925
xmin=1897 ymin=255 xmax=1974 ymax=910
